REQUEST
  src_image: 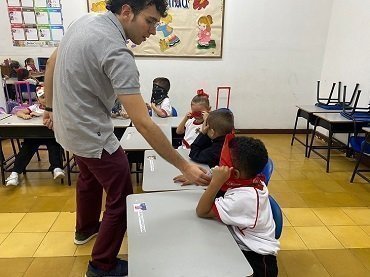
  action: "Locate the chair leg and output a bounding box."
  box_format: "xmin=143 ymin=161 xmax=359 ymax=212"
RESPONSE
xmin=291 ymin=110 xmax=300 ymax=146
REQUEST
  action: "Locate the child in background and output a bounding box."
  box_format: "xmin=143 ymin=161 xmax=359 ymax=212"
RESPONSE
xmin=176 ymin=89 xmax=211 ymax=149
xmin=5 ymin=87 xmax=65 ymax=186
xmin=111 ymin=99 xmax=129 ymax=119
xmin=147 ymin=77 xmax=172 ymax=117
xmin=189 ymin=108 xmax=234 ymax=168
xmin=17 ymin=68 xmax=39 ymax=102
xmin=25 ymin=58 xmax=38 ymax=73
xmin=196 ymin=136 xmax=279 ymax=277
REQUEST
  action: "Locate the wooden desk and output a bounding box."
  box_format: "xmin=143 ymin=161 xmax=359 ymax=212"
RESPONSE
xmin=142 ymin=149 xmax=209 ymax=192
xmin=0 ymin=115 xmax=67 ymax=185
xmin=307 ymin=113 xmax=368 ymax=172
xmin=127 ymin=190 xmax=253 ymax=277
xmin=291 ymin=105 xmax=343 ymax=157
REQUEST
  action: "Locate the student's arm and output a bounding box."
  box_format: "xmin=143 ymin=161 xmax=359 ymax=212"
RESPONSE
xmin=16 ymin=108 xmax=32 ymax=120
xmin=196 ymin=166 xmax=232 ymax=218
xmin=119 ymin=94 xmax=211 ymax=186
xmin=43 ymin=48 xmax=57 ymax=129
xmin=151 ymin=103 xmax=167 ymax=117
xmin=176 ymin=113 xmax=191 ymax=135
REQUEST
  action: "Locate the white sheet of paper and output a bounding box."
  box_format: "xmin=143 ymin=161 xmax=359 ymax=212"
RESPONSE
xmin=23 ymin=11 xmax=36 ymax=24
xmin=25 ymin=28 xmax=38 ymax=40
xmin=9 ymin=11 xmax=23 ymax=24
xmin=34 ymin=0 xmax=47 ymax=7
xmin=35 ymin=11 xmax=49 ymax=24
xmin=49 ymin=11 xmax=62 ymax=24
xmin=38 ymin=28 xmax=51 ymax=40
xmin=7 ymin=0 xmax=20 ymax=6
xmin=12 ymin=28 xmax=25 ymax=40
xmin=21 ymin=0 xmax=34 ymax=7
xmin=51 ymin=28 xmax=63 ymax=41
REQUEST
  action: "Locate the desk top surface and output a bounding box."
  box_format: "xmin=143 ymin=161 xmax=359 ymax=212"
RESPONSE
xmin=133 ymin=116 xmax=183 ymax=128
xmin=120 ymin=126 xmax=172 ymax=150
xmin=111 ymin=117 xmax=131 ymax=128
xmin=312 ymin=112 xmax=353 ymax=122
xmin=127 ymin=190 xmax=253 ymax=277
xmin=363 ymin=127 xmax=370 ymax=133
xmin=0 ymin=114 xmax=11 ymax=121
xmin=297 ymin=105 xmax=343 ymax=113
xmin=142 ymin=149 xmax=209 ymax=192
xmin=0 ymin=115 xmax=44 ymax=126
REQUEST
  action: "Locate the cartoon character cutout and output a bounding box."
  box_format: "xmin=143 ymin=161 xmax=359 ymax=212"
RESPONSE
xmin=156 ymin=14 xmax=180 ymax=52
xmin=193 ymin=0 xmax=209 ymax=10
xmin=197 ymin=15 xmax=216 ymax=49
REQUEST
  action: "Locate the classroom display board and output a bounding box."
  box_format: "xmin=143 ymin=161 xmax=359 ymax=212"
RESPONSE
xmin=87 ymin=0 xmax=225 ymax=58
xmin=6 ymin=0 xmax=64 ymax=47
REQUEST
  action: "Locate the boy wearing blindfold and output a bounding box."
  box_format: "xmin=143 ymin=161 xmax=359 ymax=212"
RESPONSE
xmin=147 ymin=77 xmax=172 ymax=117
xmin=196 ymin=136 xmax=280 ymax=277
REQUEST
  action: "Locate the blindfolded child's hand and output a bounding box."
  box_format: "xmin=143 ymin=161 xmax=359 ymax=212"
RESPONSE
xmin=210 ymin=166 xmax=233 ymax=187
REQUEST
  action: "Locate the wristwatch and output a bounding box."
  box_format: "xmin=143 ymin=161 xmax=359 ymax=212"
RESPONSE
xmin=44 ymin=107 xmax=53 ymax=112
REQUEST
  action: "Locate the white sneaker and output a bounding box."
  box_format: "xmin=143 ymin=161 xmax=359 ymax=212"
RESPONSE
xmin=6 ymin=172 xmax=19 ymax=186
xmin=53 ymin=168 xmax=65 ymax=180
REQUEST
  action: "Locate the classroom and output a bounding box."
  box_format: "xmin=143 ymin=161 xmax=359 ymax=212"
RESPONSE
xmin=0 ymin=0 xmax=369 ymax=276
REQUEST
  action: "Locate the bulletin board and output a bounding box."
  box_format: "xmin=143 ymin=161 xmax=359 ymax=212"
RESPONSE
xmin=6 ymin=0 xmax=64 ymax=47
xmin=87 ymin=0 xmax=225 ymax=58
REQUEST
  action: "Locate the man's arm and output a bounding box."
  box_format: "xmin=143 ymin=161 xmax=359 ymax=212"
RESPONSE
xmin=43 ymin=48 xmax=58 ymax=129
xmin=119 ymin=94 xmax=211 ymax=186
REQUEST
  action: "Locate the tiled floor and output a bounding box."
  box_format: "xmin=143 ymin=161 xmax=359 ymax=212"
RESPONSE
xmin=0 ymin=134 xmax=369 ymax=276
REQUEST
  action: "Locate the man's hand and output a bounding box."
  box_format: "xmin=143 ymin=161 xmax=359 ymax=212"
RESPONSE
xmin=43 ymin=111 xmax=53 ymax=130
xmin=180 ymin=163 xmax=211 ymax=186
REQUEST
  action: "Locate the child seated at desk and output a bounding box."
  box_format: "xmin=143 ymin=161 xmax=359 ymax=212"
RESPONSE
xmin=176 ymin=89 xmax=211 ymax=149
xmin=5 ymin=88 xmax=65 ymax=186
xmin=196 ymin=136 xmax=280 ymax=277
xmin=111 ymin=99 xmax=129 ymax=119
xmin=189 ymin=108 xmax=234 ymax=168
xmin=25 ymin=58 xmax=38 ymax=73
xmin=17 ymin=68 xmax=39 ymax=102
xmin=147 ymin=77 xmax=172 ymax=117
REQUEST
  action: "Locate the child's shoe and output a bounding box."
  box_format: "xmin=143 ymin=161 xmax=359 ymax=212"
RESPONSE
xmin=53 ymin=168 xmax=65 ymax=180
xmin=85 ymin=258 xmax=128 ymax=277
xmin=6 ymin=172 xmax=19 ymax=186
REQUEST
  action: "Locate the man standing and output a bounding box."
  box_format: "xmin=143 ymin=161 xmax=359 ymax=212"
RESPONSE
xmin=43 ymin=1 xmax=210 ymax=276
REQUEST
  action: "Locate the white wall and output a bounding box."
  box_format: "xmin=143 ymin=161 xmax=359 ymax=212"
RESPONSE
xmin=320 ymin=0 xmax=370 ymax=107
xmin=0 ymin=0 xmax=334 ymax=129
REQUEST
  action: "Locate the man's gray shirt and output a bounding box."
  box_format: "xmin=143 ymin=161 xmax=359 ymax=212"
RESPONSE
xmin=53 ymin=12 xmax=140 ymax=158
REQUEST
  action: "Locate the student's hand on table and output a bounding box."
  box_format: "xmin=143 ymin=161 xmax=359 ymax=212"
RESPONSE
xmin=181 ymin=163 xmax=211 ymax=186
xmin=150 ymin=102 xmax=156 ymax=109
xmin=173 ymin=174 xmax=193 ymax=186
xmin=22 ymin=114 xmax=32 ymax=120
xmin=210 ymin=166 xmax=233 ymax=188
xmin=43 ymin=111 xmax=53 ymax=130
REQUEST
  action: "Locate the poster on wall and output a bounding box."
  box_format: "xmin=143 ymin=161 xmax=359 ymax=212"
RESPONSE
xmin=6 ymin=0 xmax=64 ymax=47
xmin=87 ymin=0 xmax=225 ymax=58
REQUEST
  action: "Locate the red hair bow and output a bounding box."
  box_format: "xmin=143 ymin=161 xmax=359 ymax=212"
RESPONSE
xmin=197 ymin=89 xmax=209 ymax=98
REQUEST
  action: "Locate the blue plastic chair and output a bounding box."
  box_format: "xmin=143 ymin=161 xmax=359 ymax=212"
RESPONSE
xmin=171 ymin=107 xmax=178 ymax=117
xmin=260 ymin=158 xmax=273 ymax=185
xmin=269 ymin=195 xmax=283 ymax=239
xmin=349 ymin=134 xmax=370 ymax=182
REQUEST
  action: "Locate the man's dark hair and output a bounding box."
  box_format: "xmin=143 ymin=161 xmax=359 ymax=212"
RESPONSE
xmin=229 ymin=137 xmax=268 ymax=179
xmin=153 ymin=77 xmax=170 ymax=92
xmin=106 ymin=0 xmax=168 ymax=17
xmin=207 ymin=108 xmax=234 ymax=137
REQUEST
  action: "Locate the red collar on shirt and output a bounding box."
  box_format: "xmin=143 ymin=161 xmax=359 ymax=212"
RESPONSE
xmin=222 ymin=174 xmax=265 ymax=191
